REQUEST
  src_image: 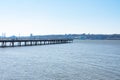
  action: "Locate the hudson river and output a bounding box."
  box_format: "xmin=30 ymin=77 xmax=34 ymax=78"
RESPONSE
xmin=0 ymin=40 xmax=120 ymax=80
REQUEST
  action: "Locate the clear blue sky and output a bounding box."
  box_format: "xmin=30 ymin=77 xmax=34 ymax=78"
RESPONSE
xmin=0 ymin=0 xmax=120 ymax=36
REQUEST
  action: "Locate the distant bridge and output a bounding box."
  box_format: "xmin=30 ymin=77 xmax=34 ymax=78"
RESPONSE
xmin=0 ymin=39 xmax=73 ymax=48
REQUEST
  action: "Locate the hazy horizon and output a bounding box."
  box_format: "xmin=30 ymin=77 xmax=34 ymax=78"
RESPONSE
xmin=1 ymin=32 xmax=120 ymax=37
xmin=0 ymin=0 xmax=120 ymax=36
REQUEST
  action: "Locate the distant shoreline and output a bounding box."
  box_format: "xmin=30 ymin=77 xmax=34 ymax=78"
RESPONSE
xmin=0 ymin=34 xmax=120 ymax=40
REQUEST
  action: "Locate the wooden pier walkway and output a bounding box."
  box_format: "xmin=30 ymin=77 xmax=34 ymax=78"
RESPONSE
xmin=0 ymin=39 xmax=73 ymax=47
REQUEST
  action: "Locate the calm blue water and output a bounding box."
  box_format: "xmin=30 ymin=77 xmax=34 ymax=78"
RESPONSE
xmin=0 ymin=40 xmax=120 ymax=80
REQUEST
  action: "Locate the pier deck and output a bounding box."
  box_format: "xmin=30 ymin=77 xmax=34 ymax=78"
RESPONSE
xmin=0 ymin=39 xmax=73 ymax=47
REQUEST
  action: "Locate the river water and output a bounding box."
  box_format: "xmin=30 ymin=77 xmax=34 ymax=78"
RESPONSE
xmin=0 ymin=40 xmax=120 ymax=80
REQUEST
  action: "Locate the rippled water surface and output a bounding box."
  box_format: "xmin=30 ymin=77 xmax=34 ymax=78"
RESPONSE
xmin=0 ymin=40 xmax=120 ymax=80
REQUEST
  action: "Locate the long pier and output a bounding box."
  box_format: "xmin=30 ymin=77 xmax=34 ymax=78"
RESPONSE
xmin=0 ymin=39 xmax=73 ymax=48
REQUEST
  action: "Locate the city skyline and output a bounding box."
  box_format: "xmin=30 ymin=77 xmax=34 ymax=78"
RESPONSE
xmin=0 ymin=0 xmax=120 ymax=36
